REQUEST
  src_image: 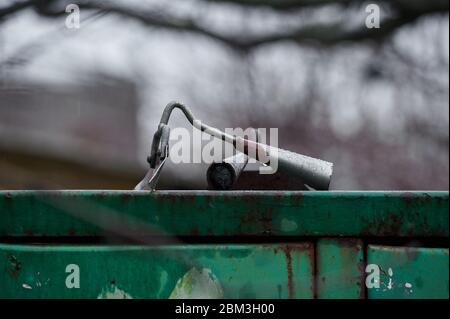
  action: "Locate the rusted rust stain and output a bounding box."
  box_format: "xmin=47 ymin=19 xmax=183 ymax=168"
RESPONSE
xmin=120 ymin=193 xmax=134 ymax=202
xmin=306 ymin=244 xmax=315 ymax=296
xmin=283 ymin=248 xmax=294 ymax=299
xmin=360 ymin=211 xmax=410 ymax=236
xmin=273 ymin=244 xmax=310 ymax=299
xmin=7 ymin=254 xmax=21 ymax=277
xmin=401 ymin=192 xmax=433 ymax=203
xmin=337 ymin=238 xmax=361 ymax=248
xmin=239 ymin=207 xmax=275 ymax=236
xmin=357 ymin=259 xmax=366 ymax=299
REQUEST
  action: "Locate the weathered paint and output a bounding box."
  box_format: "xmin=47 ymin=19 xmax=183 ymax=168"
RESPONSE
xmin=0 ymin=191 xmax=447 ymax=237
xmin=367 ymin=245 xmax=449 ymax=299
xmin=0 ymin=243 xmax=314 ymax=299
xmin=316 ymin=239 xmax=365 ymax=299
xmin=0 ymin=191 xmax=448 ymax=299
xmin=97 ymin=285 xmax=133 ymax=299
xmin=169 ymin=267 xmax=224 ymax=299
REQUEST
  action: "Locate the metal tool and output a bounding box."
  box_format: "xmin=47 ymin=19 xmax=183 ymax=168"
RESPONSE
xmin=134 ymin=124 xmax=170 ymax=190
xmin=207 ymin=128 xmax=261 ymax=190
xmin=135 ymin=101 xmax=333 ymax=191
xmin=207 ymin=152 xmax=249 ymax=190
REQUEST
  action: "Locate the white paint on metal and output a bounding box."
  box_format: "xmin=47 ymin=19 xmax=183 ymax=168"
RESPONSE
xmin=169 ymin=267 xmax=224 ymax=299
xmin=22 ymin=283 xmax=32 ymax=290
xmin=97 ymin=285 xmax=133 ymax=299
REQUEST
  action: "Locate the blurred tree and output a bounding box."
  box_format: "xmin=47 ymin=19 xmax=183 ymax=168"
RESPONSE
xmin=0 ymin=0 xmax=448 ymax=190
xmin=0 ymin=0 xmax=448 ymax=50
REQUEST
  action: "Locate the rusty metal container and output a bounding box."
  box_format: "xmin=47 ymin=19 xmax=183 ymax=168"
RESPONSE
xmin=0 ymin=191 xmax=448 ymax=298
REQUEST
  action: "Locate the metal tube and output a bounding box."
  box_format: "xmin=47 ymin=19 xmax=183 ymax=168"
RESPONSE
xmin=269 ymin=147 xmax=333 ymax=190
xmin=146 ymin=101 xmax=334 ymax=190
xmin=207 ymin=152 xmax=249 ymax=190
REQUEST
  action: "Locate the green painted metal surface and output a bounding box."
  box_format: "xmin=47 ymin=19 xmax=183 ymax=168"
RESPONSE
xmin=0 ymin=191 xmax=447 ymax=237
xmin=0 ymin=243 xmax=314 ymax=299
xmin=0 ymin=191 xmax=448 ymax=299
xmin=316 ymin=239 xmax=365 ymax=299
xmin=367 ymin=245 xmax=449 ymax=299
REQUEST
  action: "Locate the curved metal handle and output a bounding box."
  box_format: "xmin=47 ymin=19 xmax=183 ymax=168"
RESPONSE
xmin=148 ymin=124 xmax=170 ymax=168
xmin=142 ymin=101 xmax=334 ymax=190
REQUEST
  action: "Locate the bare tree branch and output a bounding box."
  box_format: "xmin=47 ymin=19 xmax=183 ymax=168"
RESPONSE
xmin=0 ymin=0 xmax=448 ymax=51
xmin=80 ymin=0 xmax=449 ymax=50
xmin=204 ymin=0 xmax=449 ymax=12
xmin=203 ymin=0 xmax=355 ymax=10
xmin=0 ymin=0 xmax=37 ymax=20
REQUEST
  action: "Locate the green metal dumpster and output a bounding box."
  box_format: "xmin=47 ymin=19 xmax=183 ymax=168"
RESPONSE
xmin=0 ymin=190 xmax=448 ymax=299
